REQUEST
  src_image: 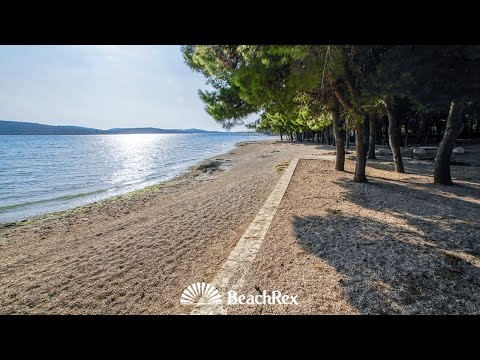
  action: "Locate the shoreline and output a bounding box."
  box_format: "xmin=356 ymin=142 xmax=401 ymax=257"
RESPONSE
xmin=0 ymin=140 xmax=327 ymax=314
xmin=0 ymin=139 xmax=275 ymax=229
xmin=1 ymin=140 xmax=478 ymax=314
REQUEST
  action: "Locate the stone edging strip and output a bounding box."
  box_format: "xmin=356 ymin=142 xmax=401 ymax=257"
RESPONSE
xmin=190 ymin=155 xmax=335 ymax=315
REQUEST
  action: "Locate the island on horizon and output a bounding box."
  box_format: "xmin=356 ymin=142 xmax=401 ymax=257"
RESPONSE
xmin=0 ymin=119 xmax=256 ymax=135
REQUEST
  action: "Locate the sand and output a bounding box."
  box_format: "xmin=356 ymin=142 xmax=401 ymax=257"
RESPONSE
xmin=0 ymin=140 xmax=324 ymax=314
xmin=1 ymin=141 xmax=479 ymax=314
xmin=229 ymin=157 xmax=480 ymax=314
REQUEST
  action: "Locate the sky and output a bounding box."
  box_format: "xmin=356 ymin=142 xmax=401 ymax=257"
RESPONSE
xmin=0 ymin=45 xmax=252 ymax=131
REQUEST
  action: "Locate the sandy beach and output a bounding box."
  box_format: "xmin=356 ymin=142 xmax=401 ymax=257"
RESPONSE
xmin=1 ymin=140 xmax=479 ymax=314
xmin=0 ymin=140 xmax=322 ymax=314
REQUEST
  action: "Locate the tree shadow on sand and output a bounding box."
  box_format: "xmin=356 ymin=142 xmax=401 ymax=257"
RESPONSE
xmin=341 ymin=175 xmax=480 ymax=254
xmin=367 ymin=155 xmax=480 ymax=185
xmin=293 ymin=176 xmax=480 ymax=314
xmin=294 ymin=213 xmax=480 ymax=314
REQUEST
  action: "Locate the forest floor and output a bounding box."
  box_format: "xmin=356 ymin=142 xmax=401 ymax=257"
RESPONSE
xmin=1 ymin=141 xmax=479 ymax=314
xmin=230 ymin=150 xmax=480 ymax=314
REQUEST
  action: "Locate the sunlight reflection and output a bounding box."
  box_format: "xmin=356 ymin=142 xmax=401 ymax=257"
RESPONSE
xmin=107 ymin=134 xmax=167 ymax=186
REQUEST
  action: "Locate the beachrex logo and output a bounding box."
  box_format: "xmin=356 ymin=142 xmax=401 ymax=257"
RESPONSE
xmin=180 ymin=282 xmax=298 ymax=305
xmin=227 ymin=290 xmax=299 ymax=305
xmin=180 ymin=282 xmax=223 ymax=305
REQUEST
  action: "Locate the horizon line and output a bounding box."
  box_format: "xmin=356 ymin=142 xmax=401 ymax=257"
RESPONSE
xmin=0 ymin=118 xmax=260 ymax=133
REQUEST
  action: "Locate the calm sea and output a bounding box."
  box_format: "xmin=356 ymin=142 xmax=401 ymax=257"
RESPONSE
xmin=0 ymin=133 xmax=273 ymax=223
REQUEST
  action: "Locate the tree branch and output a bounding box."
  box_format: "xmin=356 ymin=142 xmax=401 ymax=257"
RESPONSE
xmin=334 ymin=88 xmax=355 ymax=114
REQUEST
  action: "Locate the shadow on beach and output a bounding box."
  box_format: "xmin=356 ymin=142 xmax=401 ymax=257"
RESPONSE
xmin=293 ymin=170 xmax=480 ymax=314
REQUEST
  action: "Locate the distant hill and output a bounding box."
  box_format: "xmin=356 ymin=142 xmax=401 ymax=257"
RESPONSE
xmin=0 ymin=120 xmax=220 ymax=135
xmin=0 ymin=120 xmax=104 ymax=135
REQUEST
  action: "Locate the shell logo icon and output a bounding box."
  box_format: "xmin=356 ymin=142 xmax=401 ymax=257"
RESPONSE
xmin=180 ymin=282 xmax=222 ymax=305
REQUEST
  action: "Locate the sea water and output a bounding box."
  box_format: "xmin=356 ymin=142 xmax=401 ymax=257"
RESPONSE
xmin=0 ymin=133 xmax=273 ymax=223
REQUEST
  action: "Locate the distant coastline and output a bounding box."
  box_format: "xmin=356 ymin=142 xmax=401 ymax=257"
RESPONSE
xmin=0 ymin=120 xmax=256 ymax=135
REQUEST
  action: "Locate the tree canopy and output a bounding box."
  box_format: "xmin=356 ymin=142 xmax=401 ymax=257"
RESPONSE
xmin=183 ymin=45 xmax=480 ymax=184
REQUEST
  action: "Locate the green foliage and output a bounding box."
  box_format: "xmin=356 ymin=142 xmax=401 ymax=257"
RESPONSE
xmin=182 ymin=45 xmax=346 ymax=132
xmin=365 ymin=45 xmax=480 ymax=110
xmin=182 ymin=45 xmax=480 ymax=135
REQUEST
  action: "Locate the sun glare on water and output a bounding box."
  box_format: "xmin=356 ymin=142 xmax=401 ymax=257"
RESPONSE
xmin=106 ymin=134 xmax=168 ymax=186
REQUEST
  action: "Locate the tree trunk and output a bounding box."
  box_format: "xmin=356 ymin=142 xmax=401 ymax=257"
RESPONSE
xmin=333 ymin=87 xmax=366 ymax=181
xmin=363 ymin=117 xmax=370 ymax=156
xmin=378 ymin=122 xmax=382 ymax=144
xmin=323 ymin=130 xmax=331 ymax=145
xmin=416 ymin=114 xmax=426 ymax=144
xmin=434 ymin=99 xmax=464 ymax=185
xmin=280 ymin=133 xmax=283 ymax=141
xmin=384 ymin=100 xmax=405 ymax=173
xmin=368 ymin=116 xmax=376 ymax=159
xmin=332 ymin=107 xmax=345 ymax=171
xmin=404 ymin=122 xmax=409 ymax=146
xmin=382 ymin=120 xmax=388 ymax=145
xmin=397 ymin=121 xmax=404 ymax=147
xmin=353 ymin=125 xmax=368 ymax=182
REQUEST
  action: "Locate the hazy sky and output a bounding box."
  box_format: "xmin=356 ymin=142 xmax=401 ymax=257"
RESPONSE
xmin=0 ymin=45 xmax=252 ymax=131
